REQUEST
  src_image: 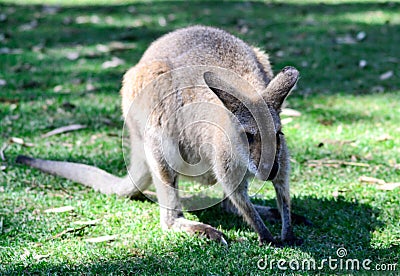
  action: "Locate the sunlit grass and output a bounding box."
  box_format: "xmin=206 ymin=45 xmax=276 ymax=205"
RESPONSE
xmin=1 ymin=0 xmax=399 ymax=274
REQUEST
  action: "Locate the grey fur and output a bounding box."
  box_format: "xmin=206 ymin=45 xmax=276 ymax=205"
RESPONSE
xmin=17 ymin=26 xmax=305 ymax=246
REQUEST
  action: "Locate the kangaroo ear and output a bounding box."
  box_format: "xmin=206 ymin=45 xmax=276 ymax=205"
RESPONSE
xmin=264 ymin=66 xmax=299 ymax=110
xmin=203 ymin=71 xmax=258 ymax=134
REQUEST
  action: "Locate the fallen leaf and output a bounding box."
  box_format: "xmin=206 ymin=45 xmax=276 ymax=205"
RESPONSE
xmin=96 ymin=44 xmax=109 ymax=53
xmin=275 ymin=50 xmax=285 ymax=57
xmin=380 ymin=71 xmax=393 ymax=80
xmin=128 ymin=6 xmax=136 ymax=13
xmin=0 ymin=48 xmax=21 ymax=54
xmin=335 ymin=35 xmax=356 ymax=45
xmin=356 ymin=31 xmax=366 ymax=41
xmin=281 ymin=108 xmax=301 ymax=117
xmin=19 ymin=20 xmax=38 ymax=31
xmin=376 ymin=134 xmax=392 ymax=142
xmin=10 ymin=137 xmax=35 ymax=147
xmin=84 ymin=235 xmax=118 ymax=243
xmin=0 ymin=47 xmax=10 ymax=54
xmin=0 ymin=13 xmax=7 ymax=22
xmin=303 ymin=15 xmax=316 ymax=26
xmin=14 ymin=207 xmax=24 ymax=213
xmin=66 ymin=52 xmax=79 ymax=60
xmin=108 ymin=41 xmax=136 ymax=52
xmin=301 ymin=61 xmax=308 ymax=67
xmin=86 ymin=83 xmax=96 ymax=92
xmin=75 ymin=16 xmax=92 ymax=24
xmin=281 ymin=118 xmax=293 ymax=125
xmin=359 ymin=60 xmax=367 ymax=68
xmin=33 ymin=254 xmax=50 ymax=261
xmin=337 ymin=124 xmax=343 ymax=134
xmin=41 ymin=124 xmax=87 ymax=138
xmin=90 ymin=15 xmax=100 ymax=24
xmin=53 ymin=85 xmax=63 ymax=92
xmin=42 ymin=5 xmax=60 ymax=15
xmin=359 ymin=176 xmax=386 ymax=185
xmin=63 ymin=16 xmax=73 ymax=25
xmin=44 ymin=206 xmax=75 ymax=213
xmin=101 ymin=56 xmax=125 ymax=69
xmin=158 ymin=16 xmax=167 ymax=27
xmin=378 ymin=183 xmax=400 ymax=191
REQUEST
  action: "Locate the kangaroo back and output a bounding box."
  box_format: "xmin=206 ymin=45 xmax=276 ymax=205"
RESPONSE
xmin=141 ymin=26 xmax=272 ymax=92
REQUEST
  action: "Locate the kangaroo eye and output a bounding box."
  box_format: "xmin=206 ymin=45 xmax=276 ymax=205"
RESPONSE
xmin=246 ymin=133 xmax=254 ymax=144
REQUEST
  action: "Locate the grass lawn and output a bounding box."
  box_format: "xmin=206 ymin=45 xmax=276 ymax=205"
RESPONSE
xmin=1 ymin=0 xmax=399 ymax=274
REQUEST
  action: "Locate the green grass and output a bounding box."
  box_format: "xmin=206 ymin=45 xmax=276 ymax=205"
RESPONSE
xmin=1 ymin=0 xmax=399 ymax=274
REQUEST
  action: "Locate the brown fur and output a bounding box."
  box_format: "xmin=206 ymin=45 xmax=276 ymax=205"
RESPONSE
xmin=16 ymin=26 xmax=307 ymax=246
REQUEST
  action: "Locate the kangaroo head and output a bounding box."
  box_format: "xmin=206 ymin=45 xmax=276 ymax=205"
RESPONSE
xmin=203 ymin=66 xmax=299 ymax=180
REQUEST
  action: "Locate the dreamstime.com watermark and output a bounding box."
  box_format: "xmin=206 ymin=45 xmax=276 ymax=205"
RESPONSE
xmin=257 ymin=247 xmax=397 ymax=272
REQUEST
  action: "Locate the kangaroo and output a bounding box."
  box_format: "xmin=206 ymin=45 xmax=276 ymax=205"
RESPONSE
xmin=17 ymin=26 xmax=308 ymax=246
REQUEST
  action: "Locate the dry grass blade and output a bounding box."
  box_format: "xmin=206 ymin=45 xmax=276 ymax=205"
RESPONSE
xmin=378 ymin=183 xmax=400 ymax=191
xmin=44 ymin=206 xmax=75 ymax=213
xmin=341 ymin=161 xmax=370 ymax=167
xmin=84 ymin=235 xmax=118 ymax=243
xmin=281 ymin=108 xmax=302 ymax=117
xmin=322 ymin=139 xmax=356 ymax=146
xmin=359 ymin=176 xmax=386 ymax=185
xmin=307 ymin=159 xmax=370 ymax=168
xmin=359 ymin=176 xmax=400 ymax=191
xmin=41 ymin=124 xmax=87 ymax=138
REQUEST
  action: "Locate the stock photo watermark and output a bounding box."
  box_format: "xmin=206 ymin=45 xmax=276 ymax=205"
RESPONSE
xmin=257 ymin=247 xmax=397 ymax=272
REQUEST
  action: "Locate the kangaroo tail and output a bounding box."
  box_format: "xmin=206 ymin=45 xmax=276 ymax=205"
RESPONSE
xmin=16 ymin=155 xmax=145 ymax=198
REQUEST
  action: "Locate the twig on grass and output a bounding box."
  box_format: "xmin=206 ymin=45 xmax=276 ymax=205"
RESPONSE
xmin=306 ymin=159 xmax=370 ymax=168
xmin=84 ymin=235 xmax=118 ymax=243
xmin=41 ymin=124 xmax=87 ymax=138
xmin=48 ymin=224 xmax=91 ymax=240
xmin=359 ymin=176 xmax=400 ymax=190
xmin=0 ymin=143 xmax=8 ymax=161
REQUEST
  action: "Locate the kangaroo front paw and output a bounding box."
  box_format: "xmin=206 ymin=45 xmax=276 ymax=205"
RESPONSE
xmin=195 ymin=224 xmax=228 ymax=245
xmin=172 ymin=218 xmax=227 ymax=245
